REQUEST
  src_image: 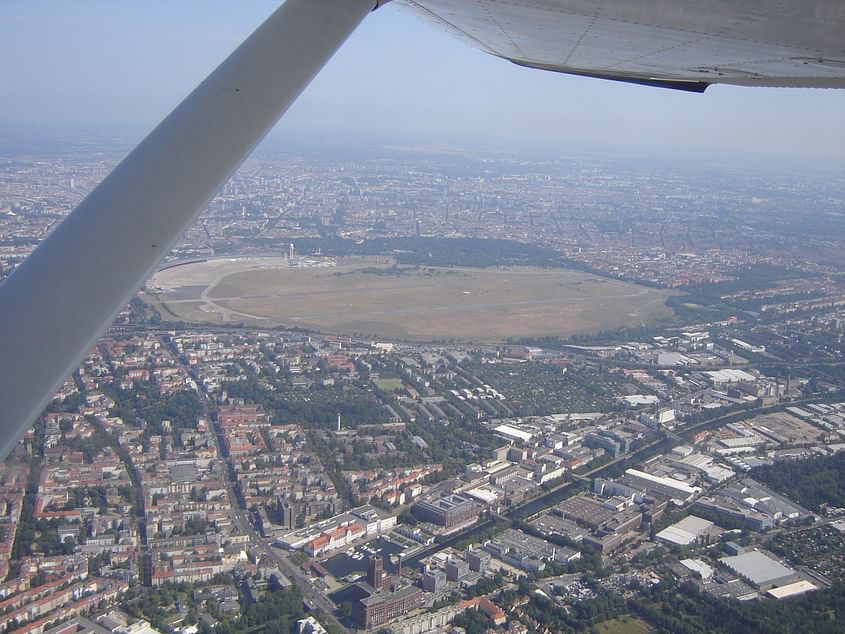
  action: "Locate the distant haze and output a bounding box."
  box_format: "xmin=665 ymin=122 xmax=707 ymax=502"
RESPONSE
xmin=2 ymin=0 xmax=845 ymax=167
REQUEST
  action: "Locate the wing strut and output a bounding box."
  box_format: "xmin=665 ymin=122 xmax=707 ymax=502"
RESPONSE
xmin=0 ymin=0 xmax=377 ymax=461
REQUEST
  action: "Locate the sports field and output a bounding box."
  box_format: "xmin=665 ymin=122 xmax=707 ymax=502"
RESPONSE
xmin=143 ymin=256 xmax=675 ymax=341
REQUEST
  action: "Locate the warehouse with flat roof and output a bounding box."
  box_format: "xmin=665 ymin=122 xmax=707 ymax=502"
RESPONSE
xmin=719 ymin=550 xmax=798 ymax=590
xmin=619 ymin=468 xmax=701 ymax=504
xmin=412 ymin=493 xmax=477 ymax=527
xmin=766 ymin=580 xmax=818 ymax=599
xmin=655 ymin=515 xmax=714 ymax=546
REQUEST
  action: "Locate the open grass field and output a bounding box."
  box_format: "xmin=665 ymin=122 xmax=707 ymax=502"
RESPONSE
xmin=374 ymin=378 xmax=404 ymax=391
xmin=143 ymin=256 xmax=676 ymax=341
xmin=596 ymin=617 xmax=653 ymax=634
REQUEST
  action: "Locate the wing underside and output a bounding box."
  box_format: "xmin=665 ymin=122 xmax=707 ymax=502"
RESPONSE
xmin=402 ymin=0 xmax=845 ymax=90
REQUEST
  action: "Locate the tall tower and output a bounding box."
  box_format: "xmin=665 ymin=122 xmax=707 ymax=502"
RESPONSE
xmin=289 ymin=243 xmax=295 ymax=260
xmin=337 ymin=412 xmax=342 ymax=433
xmin=367 ymin=553 xmax=384 ymax=590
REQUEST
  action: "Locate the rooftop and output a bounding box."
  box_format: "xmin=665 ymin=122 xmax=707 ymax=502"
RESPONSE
xmin=720 ymin=550 xmax=797 ymax=588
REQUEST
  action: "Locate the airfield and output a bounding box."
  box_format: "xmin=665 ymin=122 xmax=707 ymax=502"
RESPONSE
xmin=143 ymin=256 xmax=676 ymax=341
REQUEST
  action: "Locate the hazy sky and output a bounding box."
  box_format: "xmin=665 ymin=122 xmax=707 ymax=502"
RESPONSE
xmin=2 ymin=0 xmax=844 ymax=166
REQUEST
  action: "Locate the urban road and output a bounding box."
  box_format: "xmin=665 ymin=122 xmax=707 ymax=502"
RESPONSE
xmin=167 ymin=339 xmax=355 ymax=634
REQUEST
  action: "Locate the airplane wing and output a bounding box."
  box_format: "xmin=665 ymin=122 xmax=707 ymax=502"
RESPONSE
xmin=0 ymin=0 xmax=843 ymax=462
xmin=402 ymin=0 xmax=845 ymax=91
xmin=0 ymin=0 xmax=376 ymax=461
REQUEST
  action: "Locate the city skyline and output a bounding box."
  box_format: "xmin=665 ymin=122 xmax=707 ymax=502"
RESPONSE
xmin=1 ymin=0 xmax=844 ymax=166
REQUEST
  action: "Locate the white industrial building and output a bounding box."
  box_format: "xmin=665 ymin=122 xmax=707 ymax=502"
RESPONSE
xmin=621 ymin=468 xmax=702 ymax=505
xmin=680 ymin=558 xmax=715 ymax=580
xmin=494 ymin=423 xmax=532 ymax=443
xmin=766 ymin=580 xmax=818 ymax=600
xmin=705 ymin=369 xmax=757 ymax=387
xmin=656 ymin=515 xmax=715 ymax=546
xmin=719 ymin=550 xmax=798 ymax=590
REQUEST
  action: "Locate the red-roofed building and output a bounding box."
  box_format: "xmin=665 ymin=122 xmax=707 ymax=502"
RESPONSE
xmin=304 ymin=522 xmax=366 ymax=557
xmin=459 ymin=596 xmax=507 ymax=626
